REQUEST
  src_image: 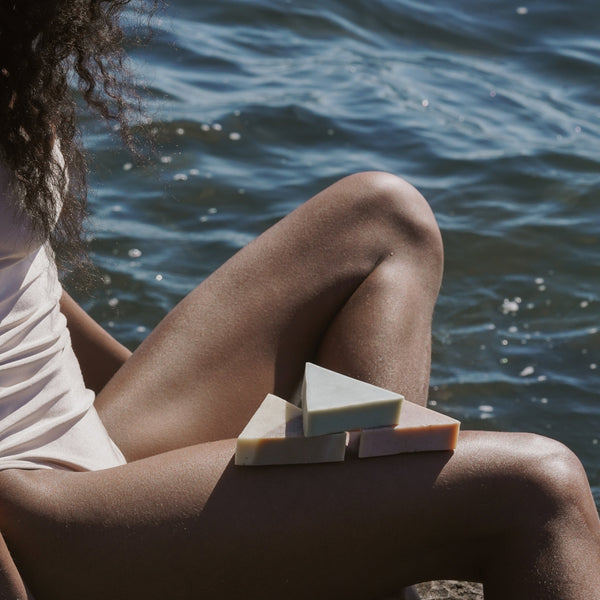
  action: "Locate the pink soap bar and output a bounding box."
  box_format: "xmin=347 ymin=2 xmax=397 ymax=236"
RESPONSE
xmin=358 ymin=401 xmax=460 ymax=458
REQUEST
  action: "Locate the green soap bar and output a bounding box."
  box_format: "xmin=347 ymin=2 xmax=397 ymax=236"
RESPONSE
xmin=302 ymin=363 xmax=404 ymax=437
xmin=235 ymin=394 xmax=347 ymax=466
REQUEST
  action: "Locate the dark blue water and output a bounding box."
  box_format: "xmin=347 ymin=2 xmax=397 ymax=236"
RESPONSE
xmin=78 ymin=0 xmax=600 ymax=505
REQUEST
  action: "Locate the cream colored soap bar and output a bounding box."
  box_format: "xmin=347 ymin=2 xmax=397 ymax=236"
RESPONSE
xmin=358 ymin=400 xmax=460 ymax=458
xmin=302 ymin=363 xmax=404 ymax=437
xmin=235 ymin=394 xmax=347 ymax=466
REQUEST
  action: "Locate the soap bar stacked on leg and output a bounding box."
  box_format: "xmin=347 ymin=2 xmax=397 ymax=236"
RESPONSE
xmin=358 ymin=400 xmax=460 ymax=458
xmin=302 ymin=362 xmax=404 ymax=436
xmin=235 ymin=394 xmax=347 ymax=466
xmin=235 ymin=363 xmax=460 ymax=466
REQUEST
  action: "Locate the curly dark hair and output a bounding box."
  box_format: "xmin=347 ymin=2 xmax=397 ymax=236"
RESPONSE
xmin=0 ymin=0 xmax=151 ymax=271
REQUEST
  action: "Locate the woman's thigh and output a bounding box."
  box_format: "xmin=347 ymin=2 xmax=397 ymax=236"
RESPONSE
xmin=95 ymin=172 xmax=443 ymax=461
xmin=0 ymin=430 xmax=578 ymax=600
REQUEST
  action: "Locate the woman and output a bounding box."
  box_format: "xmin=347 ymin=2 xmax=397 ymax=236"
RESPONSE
xmin=0 ymin=2 xmax=599 ymax=599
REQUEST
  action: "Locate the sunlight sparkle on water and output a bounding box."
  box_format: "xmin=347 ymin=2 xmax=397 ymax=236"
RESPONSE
xmin=501 ymin=298 xmax=521 ymax=314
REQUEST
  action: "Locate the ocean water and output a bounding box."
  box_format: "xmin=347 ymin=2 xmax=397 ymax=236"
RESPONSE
xmin=78 ymin=0 xmax=599 ymax=505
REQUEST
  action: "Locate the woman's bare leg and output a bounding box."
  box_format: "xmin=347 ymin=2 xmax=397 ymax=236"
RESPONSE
xmin=0 ymin=431 xmax=598 ymax=600
xmin=93 ymin=171 xmax=440 ymax=600
xmin=4 ymin=172 xmax=596 ymax=599
xmin=95 ymin=171 xmax=443 ymax=460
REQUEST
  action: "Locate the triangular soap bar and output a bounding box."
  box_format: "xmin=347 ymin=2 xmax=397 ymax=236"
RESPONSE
xmin=358 ymin=401 xmax=460 ymax=458
xmin=235 ymin=394 xmax=347 ymax=466
xmin=302 ymin=363 xmax=403 ymax=437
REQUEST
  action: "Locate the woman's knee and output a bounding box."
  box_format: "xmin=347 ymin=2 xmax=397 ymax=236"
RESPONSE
xmin=481 ymin=433 xmax=596 ymax=529
xmin=324 ymin=171 xmax=443 ymax=273
xmin=518 ymin=435 xmax=596 ymax=519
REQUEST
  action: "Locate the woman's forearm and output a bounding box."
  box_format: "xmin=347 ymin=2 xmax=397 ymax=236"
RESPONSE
xmin=0 ymin=532 xmax=32 ymax=600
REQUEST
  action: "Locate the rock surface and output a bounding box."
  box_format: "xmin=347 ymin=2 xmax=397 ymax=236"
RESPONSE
xmin=415 ymin=581 xmax=483 ymax=599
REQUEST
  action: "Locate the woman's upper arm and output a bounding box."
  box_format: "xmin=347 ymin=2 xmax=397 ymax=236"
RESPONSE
xmin=60 ymin=291 xmax=132 ymax=394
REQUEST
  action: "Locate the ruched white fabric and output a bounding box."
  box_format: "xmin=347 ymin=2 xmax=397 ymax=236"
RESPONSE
xmin=0 ymin=163 xmax=126 ymax=471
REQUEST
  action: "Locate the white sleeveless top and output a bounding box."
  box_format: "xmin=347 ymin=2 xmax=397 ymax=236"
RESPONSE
xmin=0 ymin=163 xmax=126 ymax=471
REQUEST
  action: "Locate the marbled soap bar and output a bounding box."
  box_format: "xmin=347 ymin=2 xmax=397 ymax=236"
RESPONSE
xmin=235 ymin=394 xmax=347 ymax=466
xmin=302 ymin=363 xmax=404 ymax=437
xmin=358 ymin=400 xmax=460 ymax=458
